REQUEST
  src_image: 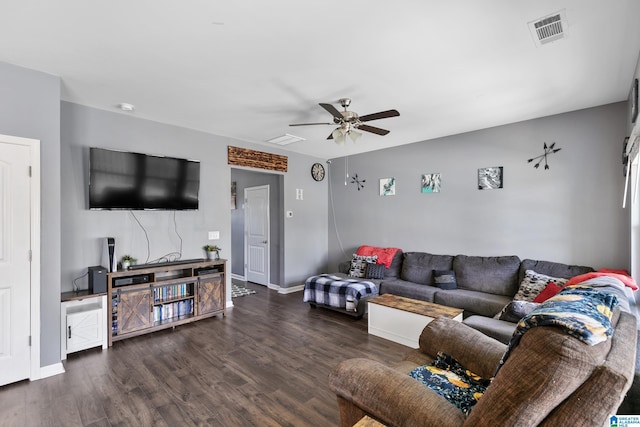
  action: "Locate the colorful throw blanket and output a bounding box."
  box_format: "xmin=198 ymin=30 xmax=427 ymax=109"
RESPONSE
xmin=303 ymin=274 xmax=378 ymax=311
xmin=495 ymin=286 xmax=618 ymax=376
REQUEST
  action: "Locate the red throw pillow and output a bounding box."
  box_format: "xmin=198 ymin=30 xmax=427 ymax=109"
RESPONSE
xmin=533 ymin=281 xmax=564 ymax=303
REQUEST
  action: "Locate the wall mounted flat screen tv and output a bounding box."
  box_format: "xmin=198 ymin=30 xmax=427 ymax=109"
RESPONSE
xmin=89 ymin=147 xmax=200 ymax=210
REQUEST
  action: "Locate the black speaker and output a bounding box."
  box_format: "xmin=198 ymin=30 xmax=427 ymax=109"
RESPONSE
xmin=88 ymin=265 xmax=107 ymax=294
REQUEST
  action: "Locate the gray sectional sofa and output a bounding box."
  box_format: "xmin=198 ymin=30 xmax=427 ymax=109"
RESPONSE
xmin=333 ymin=250 xmax=606 ymax=343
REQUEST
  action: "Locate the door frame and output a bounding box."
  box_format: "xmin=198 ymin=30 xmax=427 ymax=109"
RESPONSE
xmin=0 ymin=134 xmax=41 ymax=381
xmin=244 ymin=184 xmax=270 ymax=286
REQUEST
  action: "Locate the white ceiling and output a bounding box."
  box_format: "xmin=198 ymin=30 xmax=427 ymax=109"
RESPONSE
xmin=1 ymin=1 xmax=639 ymax=159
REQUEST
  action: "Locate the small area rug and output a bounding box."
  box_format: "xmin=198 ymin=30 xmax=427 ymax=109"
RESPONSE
xmin=231 ymin=282 xmax=257 ymax=298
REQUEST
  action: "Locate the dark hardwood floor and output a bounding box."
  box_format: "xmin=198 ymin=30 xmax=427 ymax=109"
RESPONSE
xmin=0 ymin=284 xmax=409 ymax=426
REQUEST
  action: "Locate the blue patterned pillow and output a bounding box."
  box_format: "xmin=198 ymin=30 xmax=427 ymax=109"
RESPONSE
xmin=433 ymin=270 xmax=457 ymax=290
xmin=348 ymin=254 xmax=378 ymax=278
xmin=409 ymin=352 xmax=491 ymax=416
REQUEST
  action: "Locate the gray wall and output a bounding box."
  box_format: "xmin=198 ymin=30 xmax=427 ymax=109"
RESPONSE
xmin=328 ymin=103 xmax=630 ymax=271
xmin=230 ymin=168 xmax=284 ymax=285
xmin=61 ymin=102 xmax=328 ymax=304
xmin=0 ymin=61 xmax=61 ymax=368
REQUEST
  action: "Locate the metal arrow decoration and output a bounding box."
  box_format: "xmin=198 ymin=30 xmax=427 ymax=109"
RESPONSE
xmin=528 ymin=142 xmax=562 ymax=170
xmin=350 ymin=173 xmax=366 ymax=191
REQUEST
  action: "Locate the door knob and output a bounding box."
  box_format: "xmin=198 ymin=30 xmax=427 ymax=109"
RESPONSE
xmin=262 ymin=240 xmax=268 ymax=244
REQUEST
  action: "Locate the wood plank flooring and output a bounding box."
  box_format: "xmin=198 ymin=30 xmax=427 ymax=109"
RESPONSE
xmin=0 ymin=284 xmax=409 ymax=427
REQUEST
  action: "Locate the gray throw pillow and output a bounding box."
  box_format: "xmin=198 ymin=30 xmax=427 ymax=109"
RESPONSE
xmin=433 ymin=270 xmax=457 ymax=290
xmin=365 ymin=263 xmax=385 ymax=279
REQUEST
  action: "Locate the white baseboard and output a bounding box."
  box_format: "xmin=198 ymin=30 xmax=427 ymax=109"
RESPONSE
xmin=231 ymin=273 xmax=246 ymax=281
xmin=277 ymin=284 xmax=304 ymax=294
xmin=35 ymin=362 xmax=65 ymax=380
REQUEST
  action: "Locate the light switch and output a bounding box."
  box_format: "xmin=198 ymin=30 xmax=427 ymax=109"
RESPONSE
xmin=208 ymin=231 xmax=220 ymax=240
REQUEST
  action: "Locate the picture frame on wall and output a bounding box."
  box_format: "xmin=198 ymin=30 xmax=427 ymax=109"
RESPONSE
xmin=630 ymin=78 xmax=638 ymax=124
xmin=421 ymin=173 xmax=441 ymax=193
xmin=478 ymin=166 xmax=503 ymax=190
xmin=379 ymin=177 xmax=396 ymax=196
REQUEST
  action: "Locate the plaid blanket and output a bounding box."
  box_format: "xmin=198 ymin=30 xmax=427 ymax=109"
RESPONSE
xmin=303 ymin=274 xmax=378 ymax=311
xmin=496 ymin=286 xmax=618 ymax=376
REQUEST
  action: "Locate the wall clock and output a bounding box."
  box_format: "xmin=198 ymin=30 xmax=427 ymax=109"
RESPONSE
xmin=311 ymin=162 xmax=325 ymax=181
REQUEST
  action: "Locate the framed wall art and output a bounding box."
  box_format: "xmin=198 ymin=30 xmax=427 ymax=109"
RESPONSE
xmin=421 ymin=173 xmax=441 ymax=193
xmin=478 ymin=167 xmax=503 ymax=190
xmin=379 ymin=177 xmax=396 ymax=196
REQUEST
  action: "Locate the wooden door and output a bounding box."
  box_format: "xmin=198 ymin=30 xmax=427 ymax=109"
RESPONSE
xmin=117 ymin=288 xmax=152 ymax=334
xmin=0 ymin=138 xmax=33 ymax=386
xmin=245 ymin=185 xmax=269 ymax=285
xmin=197 ymin=274 xmax=224 ymax=315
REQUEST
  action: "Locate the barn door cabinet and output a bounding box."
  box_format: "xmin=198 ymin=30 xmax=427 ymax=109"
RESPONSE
xmin=108 ymin=259 xmax=226 ymax=346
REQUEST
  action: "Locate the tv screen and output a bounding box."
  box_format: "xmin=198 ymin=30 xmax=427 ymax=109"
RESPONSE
xmin=89 ymin=147 xmax=200 ymax=210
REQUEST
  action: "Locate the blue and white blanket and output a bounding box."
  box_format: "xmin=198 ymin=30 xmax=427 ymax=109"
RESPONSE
xmin=303 ymin=274 xmax=378 ymax=311
xmin=495 ymin=286 xmax=618 ymax=376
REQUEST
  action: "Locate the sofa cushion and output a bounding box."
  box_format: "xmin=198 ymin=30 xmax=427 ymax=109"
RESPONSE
xmin=379 ymin=278 xmax=438 ymax=302
xmin=433 ymin=270 xmax=457 ymax=290
xmin=433 ymin=288 xmax=511 ymax=317
xmin=400 ymin=252 xmax=454 ymax=285
xmin=385 ymin=249 xmax=404 ymax=278
xmin=518 ymin=259 xmax=594 ymax=284
xmin=453 ymin=255 xmax=521 ymax=296
xmin=513 ymin=269 xmax=568 ymax=301
xmin=462 ymin=316 xmax=517 ymax=344
xmin=496 ymin=300 xmax=540 ymax=322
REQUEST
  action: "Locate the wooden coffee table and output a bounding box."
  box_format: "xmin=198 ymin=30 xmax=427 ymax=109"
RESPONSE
xmin=368 ymin=294 xmax=463 ymax=347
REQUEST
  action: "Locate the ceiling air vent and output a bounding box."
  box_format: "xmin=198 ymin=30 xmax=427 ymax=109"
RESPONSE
xmin=267 ymin=133 xmax=305 ymax=146
xmin=528 ymin=10 xmax=568 ymax=47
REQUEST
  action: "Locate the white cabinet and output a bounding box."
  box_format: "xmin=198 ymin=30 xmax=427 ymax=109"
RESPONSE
xmin=60 ymin=294 xmax=108 ymax=360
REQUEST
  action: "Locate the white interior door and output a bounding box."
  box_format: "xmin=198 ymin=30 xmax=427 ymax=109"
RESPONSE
xmin=0 ymin=138 xmax=33 ymax=386
xmin=245 ymin=185 xmax=269 ymax=285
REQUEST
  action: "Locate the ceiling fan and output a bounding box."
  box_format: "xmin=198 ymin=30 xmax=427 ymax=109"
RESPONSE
xmin=290 ymin=98 xmax=400 ymax=144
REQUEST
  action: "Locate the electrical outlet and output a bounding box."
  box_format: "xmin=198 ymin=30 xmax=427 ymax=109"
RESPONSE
xmin=208 ymin=231 xmax=220 ymax=240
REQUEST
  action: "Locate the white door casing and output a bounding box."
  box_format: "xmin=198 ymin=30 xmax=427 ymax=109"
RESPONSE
xmin=245 ymin=185 xmax=269 ymax=286
xmin=0 ymin=134 xmax=40 ymax=385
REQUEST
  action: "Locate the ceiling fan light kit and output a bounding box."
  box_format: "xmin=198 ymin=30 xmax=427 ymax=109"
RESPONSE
xmin=290 ymin=98 xmax=399 ymax=144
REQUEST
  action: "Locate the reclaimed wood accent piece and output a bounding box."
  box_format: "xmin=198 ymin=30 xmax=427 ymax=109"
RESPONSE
xmin=354 ymin=415 xmax=387 ymax=427
xmin=368 ymin=293 xmax=463 ymax=319
xmin=227 ymin=146 xmax=288 ymax=172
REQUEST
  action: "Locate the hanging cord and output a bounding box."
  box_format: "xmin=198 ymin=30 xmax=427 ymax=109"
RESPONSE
xmin=172 ymin=210 xmax=183 ymax=260
xmin=129 ymin=211 xmax=151 ymax=263
xmin=327 ymin=160 xmax=347 ymax=258
xmin=71 ymin=271 xmax=89 ymax=292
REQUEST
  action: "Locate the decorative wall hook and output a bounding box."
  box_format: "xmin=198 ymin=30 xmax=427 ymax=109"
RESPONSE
xmin=350 ymin=173 xmax=366 ymax=191
xmin=528 ymin=142 xmax=561 ymax=170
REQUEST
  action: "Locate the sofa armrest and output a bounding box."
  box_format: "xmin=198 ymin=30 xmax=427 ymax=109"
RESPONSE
xmin=418 ymin=317 xmax=506 ymax=379
xmin=328 ymin=358 xmax=465 ymax=427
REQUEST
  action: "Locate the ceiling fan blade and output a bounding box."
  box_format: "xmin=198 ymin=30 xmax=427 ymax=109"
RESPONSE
xmin=327 ymin=132 xmax=334 ymax=140
xmin=359 ymin=109 xmax=400 ymax=122
xmin=358 ymin=124 xmax=390 ymax=136
xmin=289 ymin=122 xmax=333 ymax=126
xmin=319 ymin=103 xmax=344 ymax=121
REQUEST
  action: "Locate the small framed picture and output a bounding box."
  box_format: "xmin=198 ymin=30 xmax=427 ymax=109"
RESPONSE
xmin=421 ymin=173 xmax=441 ymax=193
xmin=379 ymin=177 xmax=396 ymax=196
xmin=630 ymin=78 xmax=638 ymax=124
xmin=478 ymin=167 xmax=503 ymax=190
